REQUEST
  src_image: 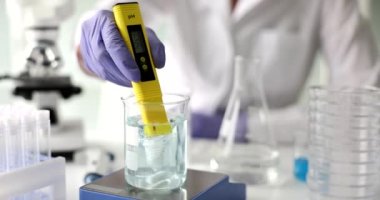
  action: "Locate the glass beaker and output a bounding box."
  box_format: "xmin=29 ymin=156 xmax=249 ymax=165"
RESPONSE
xmin=122 ymin=94 xmax=189 ymax=190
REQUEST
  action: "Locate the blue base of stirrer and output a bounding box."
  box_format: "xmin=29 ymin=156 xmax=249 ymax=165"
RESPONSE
xmin=80 ymin=168 xmax=246 ymax=200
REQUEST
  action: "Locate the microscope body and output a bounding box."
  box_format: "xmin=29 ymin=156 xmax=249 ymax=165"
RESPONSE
xmin=6 ymin=0 xmax=84 ymax=156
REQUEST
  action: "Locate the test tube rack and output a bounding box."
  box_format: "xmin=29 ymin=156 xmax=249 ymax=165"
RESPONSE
xmin=0 ymin=157 xmax=66 ymax=200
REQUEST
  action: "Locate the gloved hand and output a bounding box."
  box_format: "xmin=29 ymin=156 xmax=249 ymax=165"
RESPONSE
xmin=191 ymin=109 xmax=248 ymax=143
xmin=79 ymin=10 xmax=166 ymax=87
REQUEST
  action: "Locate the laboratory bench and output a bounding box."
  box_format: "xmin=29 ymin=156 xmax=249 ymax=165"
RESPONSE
xmin=66 ymin=139 xmax=309 ymax=200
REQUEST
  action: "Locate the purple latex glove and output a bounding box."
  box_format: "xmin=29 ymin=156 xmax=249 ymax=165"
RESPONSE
xmin=191 ymin=109 xmax=248 ymax=143
xmin=80 ymin=10 xmax=165 ymax=87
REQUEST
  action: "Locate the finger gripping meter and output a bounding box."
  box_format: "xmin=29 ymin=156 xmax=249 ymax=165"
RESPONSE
xmin=113 ymin=2 xmax=171 ymax=137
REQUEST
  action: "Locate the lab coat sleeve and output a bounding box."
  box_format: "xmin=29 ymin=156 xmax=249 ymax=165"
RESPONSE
xmin=319 ymin=0 xmax=380 ymax=87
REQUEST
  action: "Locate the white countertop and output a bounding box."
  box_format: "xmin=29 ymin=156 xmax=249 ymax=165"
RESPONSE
xmin=66 ymin=139 xmax=309 ymax=200
xmin=188 ymin=140 xmax=309 ymax=200
xmin=0 ymin=79 xmax=309 ymax=199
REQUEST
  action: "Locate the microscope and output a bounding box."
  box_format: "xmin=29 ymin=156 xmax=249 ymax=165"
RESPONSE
xmin=4 ymin=0 xmax=84 ymax=159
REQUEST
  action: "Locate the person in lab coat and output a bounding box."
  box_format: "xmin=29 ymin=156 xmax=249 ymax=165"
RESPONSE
xmin=77 ymin=0 xmax=379 ymax=142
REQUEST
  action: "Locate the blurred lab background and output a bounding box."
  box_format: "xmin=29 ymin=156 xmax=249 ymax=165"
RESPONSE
xmin=0 ymin=0 xmax=378 ymax=145
xmin=0 ymin=0 xmax=379 ymax=199
xmin=0 ymin=1 xmax=102 ymax=143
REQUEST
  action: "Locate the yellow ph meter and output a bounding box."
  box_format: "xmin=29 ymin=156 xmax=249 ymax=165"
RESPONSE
xmin=113 ymin=2 xmax=171 ymax=137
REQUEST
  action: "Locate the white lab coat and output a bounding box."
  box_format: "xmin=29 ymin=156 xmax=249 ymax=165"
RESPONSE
xmin=93 ymin=0 xmax=379 ymax=143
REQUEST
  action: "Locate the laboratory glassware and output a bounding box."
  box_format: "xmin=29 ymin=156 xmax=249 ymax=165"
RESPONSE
xmin=37 ymin=110 xmax=51 ymax=159
xmin=122 ymin=94 xmax=190 ymax=190
xmin=308 ymin=86 xmax=380 ymax=200
xmin=293 ymin=130 xmax=309 ymax=182
xmin=0 ymin=103 xmax=53 ymax=199
xmin=212 ymin=56 xmax=279 ymax=185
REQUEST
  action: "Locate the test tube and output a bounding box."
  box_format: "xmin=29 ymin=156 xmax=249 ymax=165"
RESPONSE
xmin=21 ymin=108 xmax=39 ymax=166
xmin=37 ymin=110 xmax=51 ymax=160
xmin=0 ymin=120 xmax=7 ymax=173
xmin=6 ymin=112 xmax=24 ymax=170
xmin=0 ymin=106 xmax=11 ymax=172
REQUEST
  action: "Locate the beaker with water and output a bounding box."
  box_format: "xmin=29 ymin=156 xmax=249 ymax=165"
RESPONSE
xmin=122 ymin=94 xmax=190 ymax=190
xmin=211 ymin=56 xmax=279 ymax=185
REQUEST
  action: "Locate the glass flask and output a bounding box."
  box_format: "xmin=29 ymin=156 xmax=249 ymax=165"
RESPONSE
xmin=210 ymin=56 xmax=279 ymax=185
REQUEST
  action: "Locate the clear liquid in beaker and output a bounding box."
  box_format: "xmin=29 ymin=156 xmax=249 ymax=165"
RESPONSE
xmin=124 ymin=115 xmax=187 ymax=190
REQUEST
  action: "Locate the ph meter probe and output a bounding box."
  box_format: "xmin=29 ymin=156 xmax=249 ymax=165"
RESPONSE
xmin=113 ymin=2 xmax=171 ymax=137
